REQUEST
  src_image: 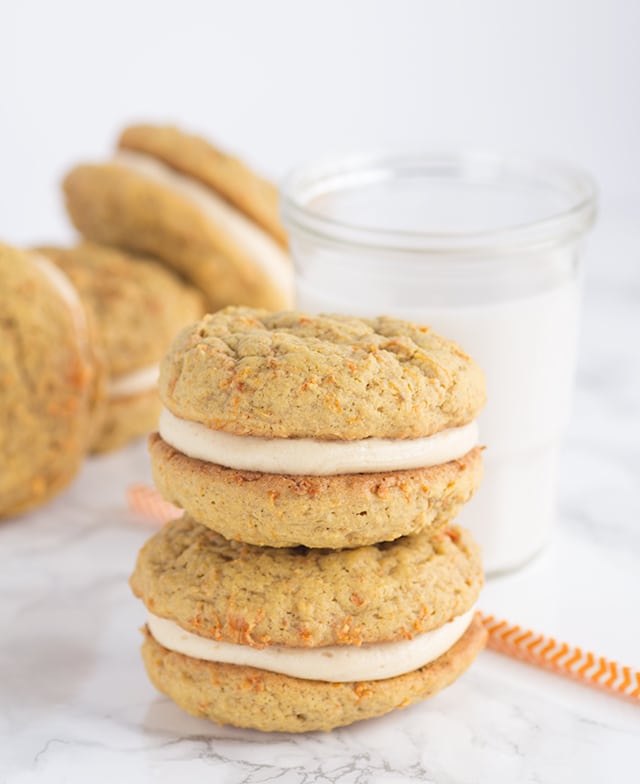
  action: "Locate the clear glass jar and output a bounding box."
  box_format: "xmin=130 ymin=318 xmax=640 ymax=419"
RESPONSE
xmin=281 ymin=151 xmax=597 ymax=574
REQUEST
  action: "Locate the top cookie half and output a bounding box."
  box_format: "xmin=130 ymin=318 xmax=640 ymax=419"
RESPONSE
xmin=160 ymin=307 xmax=486 ymax=440
xmin=119 ymin=124 xmax=287 ymax=247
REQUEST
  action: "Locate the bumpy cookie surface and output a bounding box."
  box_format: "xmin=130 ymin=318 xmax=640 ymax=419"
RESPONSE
xmin=130 ymin=516 xmax=482 ymax=648
xmin=141 ymin=614 xmax=487 ymax=732
xmin=62 ymin=165 xmax=291 ymax=311
xmin=150 ymin=434 xmax=483 ymax=548
xmin=0 ymin=244 xmax=92 ymax=516
xmin=159 ymin=307 xmax=486 ymax=439
xmin=119 ymin=124 xmax=287 ymax=246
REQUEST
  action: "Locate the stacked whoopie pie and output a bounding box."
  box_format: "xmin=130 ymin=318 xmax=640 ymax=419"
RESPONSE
xmin=131 ymin=307 xmax=488 ymax=733
xmin=63 ymin=124 xmax=294 ymax=312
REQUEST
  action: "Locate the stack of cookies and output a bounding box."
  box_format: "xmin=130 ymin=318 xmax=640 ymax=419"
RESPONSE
xmin=131 ymin=307 xmax=488 ymax=732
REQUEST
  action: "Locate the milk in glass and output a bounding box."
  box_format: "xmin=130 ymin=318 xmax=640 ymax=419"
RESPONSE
xmin=283 ymin=153 xmax=596 ymax=573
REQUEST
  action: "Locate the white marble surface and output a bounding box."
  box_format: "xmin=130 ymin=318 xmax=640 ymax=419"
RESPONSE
xmin=1 ymin=206 xmax=639 ymax=783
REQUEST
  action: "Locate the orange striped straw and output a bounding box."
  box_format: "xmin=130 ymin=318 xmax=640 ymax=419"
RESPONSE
xmin=478 ymin=612 xmax=639 ymax=703
xmin=127 ymin=483 xmax=639 ymax=703
xmin=126 ymin=483 xmax=182 ymax=525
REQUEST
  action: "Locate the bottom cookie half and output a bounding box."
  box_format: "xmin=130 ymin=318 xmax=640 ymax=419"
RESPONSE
xmin=149 ymin=434 xmax=483 ymax=549
xmin=140 ymin=613 xmax=487 ymax=733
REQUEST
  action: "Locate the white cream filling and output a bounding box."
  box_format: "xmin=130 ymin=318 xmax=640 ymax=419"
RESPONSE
xmin=158 ymin=407 xmax=478 ymax=475
xmin=108 ymin=363 xmax=159 ymax=398
xmin=112 ymin=149 xmax=293 ymax=299
xmin=31 ymin=253 xmax=88 ymax=343
xmin=148 ymin=608 xmax=474 ymax=683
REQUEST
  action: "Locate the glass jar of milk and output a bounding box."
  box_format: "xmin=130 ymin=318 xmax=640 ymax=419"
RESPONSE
xmin=281 ymin=152 xmax=597 ymax=574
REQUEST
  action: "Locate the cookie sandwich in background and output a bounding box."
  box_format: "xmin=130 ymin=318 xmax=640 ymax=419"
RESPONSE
xmin=37 ymin=243 xmax=205 ymax=454
xmin=63 ymin=124 xmax=294 ymax=312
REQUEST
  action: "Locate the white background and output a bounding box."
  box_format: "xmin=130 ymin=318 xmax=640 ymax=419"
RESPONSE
xmin=1 ymin=0 xmax=638 ymax=244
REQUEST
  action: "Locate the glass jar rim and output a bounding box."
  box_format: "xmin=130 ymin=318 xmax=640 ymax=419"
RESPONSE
xmin=280 ymin=150 xmax=598 ymax=255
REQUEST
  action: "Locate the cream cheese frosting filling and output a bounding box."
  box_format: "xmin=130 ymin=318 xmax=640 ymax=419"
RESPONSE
xmin=108 ymin=363 xmax=160 ymax=398
xmin=158 ymin=407 xmax=478 ymax=475
xmin=111 ymin=150 xmax=294 ymax=299
xmin=147 ymin=608 xmax=475 ymax=683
